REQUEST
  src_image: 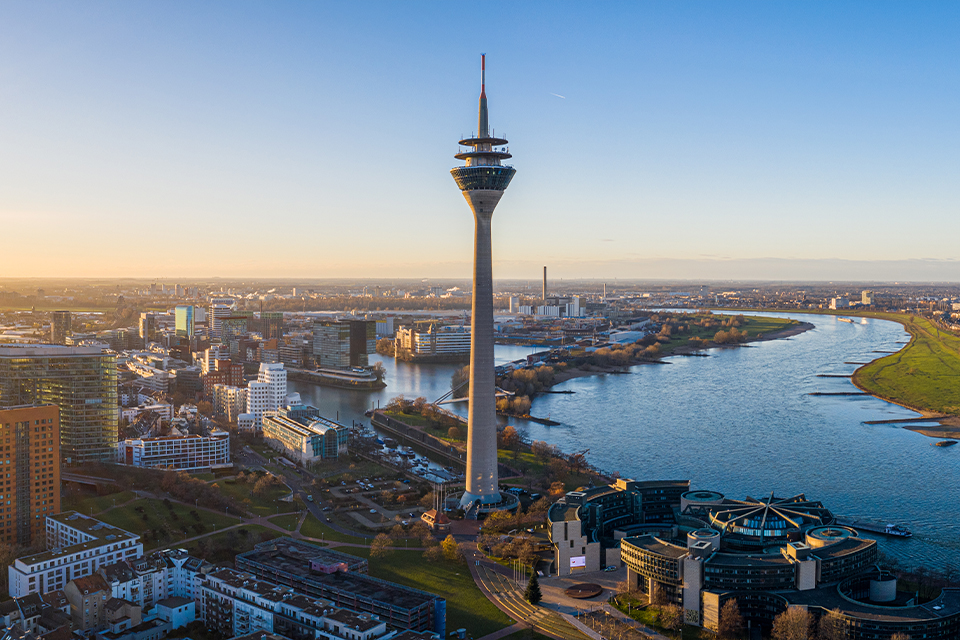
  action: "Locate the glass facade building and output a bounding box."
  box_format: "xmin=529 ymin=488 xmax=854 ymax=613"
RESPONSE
xmin=175 ymin=305 xmax=195 ymax=338
xmin=0 ymin=345 xmax=119 ymax=464
xmin=312 ymin=320 xmax=375 ymax=370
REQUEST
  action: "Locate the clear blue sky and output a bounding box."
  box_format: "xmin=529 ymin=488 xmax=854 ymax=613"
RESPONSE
xmin=2 ymin=2 xmax=959 ymax=280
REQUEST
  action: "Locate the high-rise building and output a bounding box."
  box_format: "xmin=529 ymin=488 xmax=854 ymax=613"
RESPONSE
xmin=450 ymin=55 xmax=516 ymax=508
xmin=175 ymin=305 xmax=195 ymax=338
xmin=260 ymin=312 xmax=284 ymax=341
xmin=139 ymin=313 xmax=157 ymax=348
xmin=312 ymin=320 xmax=375 ymax=370
xmin=51 ymin=311 xmax=71 ymax=345
xmin=220 ymin=316 xmax=249 ymax=355
xmin=245 ymin=363 xmax=286 ymax=429
xmin=208 ymin=304 xmax=234 ymax=339
xmin=0 ymin=345 xmax=118 ymax=464
xmin=0 ymin=404 xmax=60 ymax=545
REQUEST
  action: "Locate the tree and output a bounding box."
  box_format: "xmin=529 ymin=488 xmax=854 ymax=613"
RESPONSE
xmin=423 ymin=545 xmax=445 ymax=563
xmin=441 ymin=534 xmax=463 ymax=563
xmin=197 ymin=401 xmax=214 ymax=416
xmin=771 ymin=607 xmax=812 ymax=640
xmin=718 ymin=599 xmax=744 ymax=640
xmin=370 ymin=533 xmax=393 ymax=559
xmin=660 ymin=604 xmax=684 ymax=634
xmin=447 ymin=426 xmax=461 ymax=439
xmin=524 ymin=571 xmax=542 ymax=605
xmin=816 ymin=608 xmax=845 ymax=640
xmin=548 ymin=481 xmax=566 ymax=498
xmin=500 ymin=426 xmax=520 ymax=449
xmin=451 ymin=366 xmax=470 ymax=398
xmin=371 ymin=360 xmax=386 ymax=381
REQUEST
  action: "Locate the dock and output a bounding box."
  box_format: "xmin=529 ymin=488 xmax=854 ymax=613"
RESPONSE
xmin=816 ymin=374 xmax=852 ymax=378
xmin=808 ymin=392 xmax=869 ymax=396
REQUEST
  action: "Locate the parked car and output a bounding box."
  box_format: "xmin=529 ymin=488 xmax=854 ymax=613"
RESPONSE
xmin=369 ymin=509 xmax=377 ymax=514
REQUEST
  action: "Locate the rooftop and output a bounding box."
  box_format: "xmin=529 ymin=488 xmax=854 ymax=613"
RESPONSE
xmin=621 ymin=536 xmax=689 ymax=559
xmin=784 ymin=586 xmax=960 ymax=623
xmin=18 ymin=512 xmax=139 ymax=566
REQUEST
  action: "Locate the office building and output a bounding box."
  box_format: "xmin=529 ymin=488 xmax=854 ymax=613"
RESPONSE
xmin=208 ymin=303 xmax=235 ymax=339
xmin=613 ymin=488 xmax=960 ymax=638
xmin=0 ymin=404 xmax=61 ymax=545
xmin=220 ymin=316 xmax=249 ymax=353
xmin=203 ymin=359 xmax=244 ymax=398
xmin=547 ymin=479 xmax=689 ymax=576
xmin=236 ymin=538 xmax=445 ymax=636
xmin=260 ymin=312 xmax=284 ymax=341
xmin=245 ymin=363 xmax=286 ymax=429
xmin=175 ymin=306 xmax=195 ymax=339
xmin=8 ymin=512 xmax=142 ymax=597
xmin=138 ymin=314 xmax=157 ymax=348
xmin=312 ymin=320 xmax=375 ymax=370
xmin=862 ymin=290 xmax=874 ymax=305
xmin=51 ymin=311 xmax=71 ymax=345
xmin=0 ymin=344 xmax=118 ymax=464
xmin=199 ymin=567 xmax=440 ymax=640
xmin=394 ymin=325 xmax=470 ymax=362
xmin=118 ymin=430 xmax=231 ymax=471
xmin=262 ymin=405 xmax=348 ymax=464
xmin=450 ymin=55 xmax=516 ymax=509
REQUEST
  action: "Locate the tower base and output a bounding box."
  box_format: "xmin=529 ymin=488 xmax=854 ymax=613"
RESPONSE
xmin=456 ymin=490 xmax=520 ymax=515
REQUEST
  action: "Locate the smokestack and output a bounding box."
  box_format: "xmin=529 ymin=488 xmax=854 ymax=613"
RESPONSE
xmin=543 ymin=266 xmax=547 ymax=301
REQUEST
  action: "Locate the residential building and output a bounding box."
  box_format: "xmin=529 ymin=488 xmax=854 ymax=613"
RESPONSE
xmin=0 ymin=404 xmax=61 ymax=545
xmin=8 ymin=512 xmax=142 ymax=597
xmin=0 ymin=344 xmax=119 ymax=464
xmin=51 ymin=311 xmax=71 ymax=345
xmin=862 ymin=290 xmax=874 ymax=305
xmin=174 ymin=306 xmax=195 ymax=339
xmin=235 ymin=538 xmax=445 ymax=636
xmin=117 ymin=430 xmax=231 ymax=471
xmin=312 ymin=320 xmax=375 ymax=370
xmin=63 ymin=573 xmax=111 ymax=632
xmin=213 ymin=384 xmax=248 ymax=422
xmin=220 ymin=316 xmax=249 ymax=354
xmin=394 ymin=325 xmax=470 ymax=362
xmin=829 ymin=296 xmax=850 ymax=310
xmin=262 ymin=405 xmax=348 ymax=464
xmin=203 ymin=358 xmax=244 ymax=398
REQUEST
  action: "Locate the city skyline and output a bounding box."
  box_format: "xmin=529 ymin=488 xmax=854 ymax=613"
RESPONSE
xmin=2 ymin=3 xmax=960 ymax=280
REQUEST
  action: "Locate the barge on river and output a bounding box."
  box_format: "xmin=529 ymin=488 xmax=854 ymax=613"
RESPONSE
xmin=836 ymin=518 xmax=912 ymax=538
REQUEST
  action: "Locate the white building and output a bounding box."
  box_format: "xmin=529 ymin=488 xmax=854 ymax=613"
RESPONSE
xmin=829 ymin=296 xmax=850 ymax=310
xmin=120 ymin=403 xmax=174 ymax=423
xmin=262 ymin=405 xmax=349 ymax=465
xmin=213 ymin=384 xmax=248 ymax=422
xmin=394 ymin=325 xmax=470 ymax=360
xmin=117 ymin=430 xmax=231 ymax=471
xmin=9 ymin=513 xmax=143 ymax=597
xmin=245 ymin=363 xmax=286 ymax=430
xmin=208 ymin=304 xmax=235 ymax=339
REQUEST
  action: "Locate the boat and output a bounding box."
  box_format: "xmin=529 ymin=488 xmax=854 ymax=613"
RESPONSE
xmin=838 ymin=317 xmax=855 ymax=324
xmin=934 ymin=440 xmax=957 ymax=447
xmin=836 ymin=518 xmax=912 ymax=538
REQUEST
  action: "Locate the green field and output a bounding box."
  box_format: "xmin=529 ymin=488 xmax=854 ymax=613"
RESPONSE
xmin=338 ymin=548 xmax=513 ymax=637
xmin=62 ymin=490 xmax=137 ymax=515
xmin=180 ymin=525 xmax=281 ymax=564
xmin=299 ymin=513 xmax=372 ymax=544
xmin=96 ymin=498 xmax=241 ymax=549
xmin=853 ymin=313 xmax=960 ymax=415
xmin=215 ymin=480 xmax=293 ymax=516
xmin=269 ymin=514 xmax=301 ymax=531
xmin=658 ymin=315 xmax=799 ymax=355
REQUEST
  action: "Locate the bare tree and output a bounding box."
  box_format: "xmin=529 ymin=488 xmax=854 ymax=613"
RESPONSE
xmin=718 ymin=599 xmax=744 ymax=640
xmin=817 ymin=608 xmax=845 ymax=640
xmin=771 ymin=607 xmax=812 ymax=640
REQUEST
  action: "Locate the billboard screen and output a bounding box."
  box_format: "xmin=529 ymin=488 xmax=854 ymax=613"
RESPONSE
xmin=570 ymin=555 xmax=586 ymax=568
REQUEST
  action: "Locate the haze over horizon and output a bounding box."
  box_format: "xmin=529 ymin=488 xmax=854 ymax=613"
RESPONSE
xmin=2 ymin=2 xmax=959 ymax=280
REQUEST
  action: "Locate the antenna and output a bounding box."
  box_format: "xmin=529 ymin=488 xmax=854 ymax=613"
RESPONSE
xmin=481 ymin=53 xmax=486 ymax=97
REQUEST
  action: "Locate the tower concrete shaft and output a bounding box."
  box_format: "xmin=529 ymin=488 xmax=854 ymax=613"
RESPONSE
xmin=451 ymin=54 xmax=515 ymax=506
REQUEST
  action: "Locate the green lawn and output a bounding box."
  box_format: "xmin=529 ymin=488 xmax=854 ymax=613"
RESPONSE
xmin=62 ymin=490 xmax=136 ymax=515
xmin=214 ymin=480 xmax=293 ymax=516
xmin=299 ymin=513 xmax=372 ymax=544
xmin=269 ymin=514 xmax=301 ymax=531
xmin=853 ymin=313 xmax=960 ymax=415
xmin=658 ymin=315 xmax=799 ymax=355
xmin=338 ymin=548 xmax=513 ymax=637
xmin=96 ymin=498 xmax=240 ymax=550
xmin=611 ymin=597 xmax=699 ymax=640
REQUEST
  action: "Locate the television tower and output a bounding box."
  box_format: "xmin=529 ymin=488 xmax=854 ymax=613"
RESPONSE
xmin=451 ymin=54 xmax=516 ymax=507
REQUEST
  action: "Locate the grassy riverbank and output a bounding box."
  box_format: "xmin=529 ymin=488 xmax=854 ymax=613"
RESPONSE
xmin=851 ymin=313 xmax=960 ymax=416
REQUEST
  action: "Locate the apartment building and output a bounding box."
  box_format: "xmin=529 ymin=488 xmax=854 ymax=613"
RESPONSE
xmin=262 ymin=405 xmax=348 ymax=464
xmin=0 ymin=404 xmax=61 ymax=545
xmin=117 ymin=430 xmax=231 ymax=472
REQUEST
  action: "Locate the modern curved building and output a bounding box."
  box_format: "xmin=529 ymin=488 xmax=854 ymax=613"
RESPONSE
xmin=621 ymin=489 xmax=960 ymax=639
xmin=451 ymin=55 xmax=516 ymax=510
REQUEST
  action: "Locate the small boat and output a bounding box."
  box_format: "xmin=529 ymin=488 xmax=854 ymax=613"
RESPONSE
xmin=934 ymin=440 xmax=957 ymax=447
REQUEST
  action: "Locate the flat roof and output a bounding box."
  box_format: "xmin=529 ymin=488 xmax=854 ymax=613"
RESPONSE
xmin=784 ymin=587 xmax=960 ymax=623
xmin=622 ymin=536 xmax=689 ymax=559
xmin=0 ymin=344 xmax=109 ymax=356
xmin=19 ymin=512 xmax=139 ymax=565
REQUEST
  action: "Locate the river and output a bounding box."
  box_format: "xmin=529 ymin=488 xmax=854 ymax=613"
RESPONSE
xmin=289 ymin=312 xmax=960 ymax=571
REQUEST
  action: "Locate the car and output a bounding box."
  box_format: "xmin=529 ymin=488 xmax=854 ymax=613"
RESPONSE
xmin=325 ymin=517 xmax=331 ymax=522
xmin=408 ymin=512 xmax=415 ymax=517
xmin=401 ymin=520 xmax=408 ymax=526
xmin=306 ymin=495 xmax=314 ymax=502
xmin=369 ymin=509 xmax=377 ymax=514
xmin=604 ymin=566 xmax=618 ymax=572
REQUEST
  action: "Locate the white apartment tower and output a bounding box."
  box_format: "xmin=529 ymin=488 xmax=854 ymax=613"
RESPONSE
xmin=245 ymin=363 xmax=286 ymax=430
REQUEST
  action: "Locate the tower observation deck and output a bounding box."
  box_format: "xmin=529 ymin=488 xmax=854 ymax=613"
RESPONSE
xmin=451 ymin=55 xmax=516 ymax=509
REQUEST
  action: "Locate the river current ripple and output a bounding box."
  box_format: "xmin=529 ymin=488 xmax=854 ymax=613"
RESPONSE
xmin=290 ymin=312 xmax=960 ymax=571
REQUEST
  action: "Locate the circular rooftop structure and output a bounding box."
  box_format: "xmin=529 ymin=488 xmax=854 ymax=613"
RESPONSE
xmin=565 ymin=583 xmax=604 ymax=599
xmin=681 ymin=490 xmax=724 ymax=511
xmin=707 ymin=493 xmax=835 ymax=548
xmin=806 ymin=525 xmax=858 ymax=548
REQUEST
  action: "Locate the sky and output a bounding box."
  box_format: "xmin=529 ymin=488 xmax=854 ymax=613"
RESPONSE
xmin=1 ymin=2 xmax=959 ymax=281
